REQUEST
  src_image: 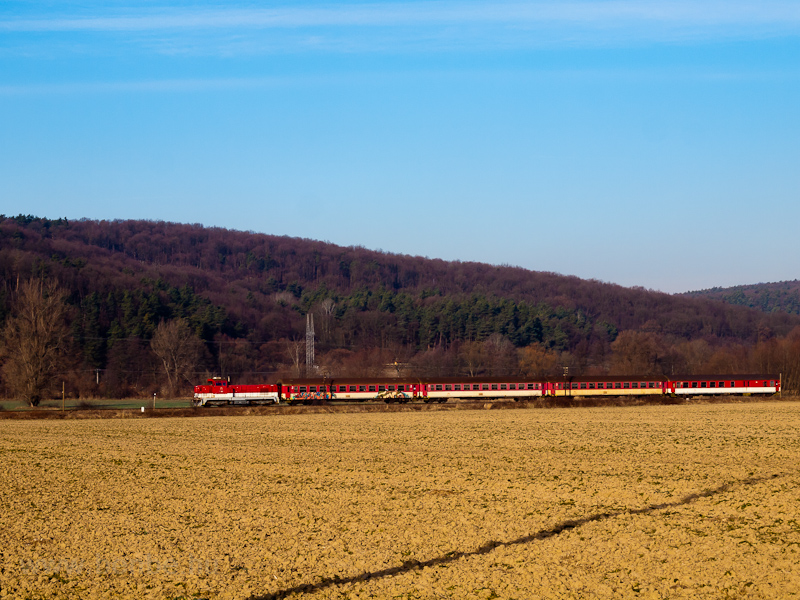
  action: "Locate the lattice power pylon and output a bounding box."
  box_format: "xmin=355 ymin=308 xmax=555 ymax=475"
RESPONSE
xmin=306 ymin=312 xmax=315 ymax=373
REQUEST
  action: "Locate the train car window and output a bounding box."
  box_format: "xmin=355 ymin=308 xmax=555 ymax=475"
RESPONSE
xmin=435 ymin=385 xmax=442 ymax=391
xmin=632 ymin=382 xmax=638 ymax=389
xmin=309 ymin=386 xmax=317 ymax=393
xmin=649 ymin=382 xmax=655 ymax=388
xmin=348 ymin=385 xmax=356 ymax=392
xmin=771 ymin=380 xmax=775 ymax=386
xmin=452 ymin=384 xmax=460 ymax=391
xmin=445 ymin=384 xmax=452 ymax=391
xmin=623 ymin=383 xmax=630 ymax=389
xmin=710 ymin=382 xmax=716 ymax=388
xmin=614 ymin=382 xmax=621 ymax=389
xmin=730 ymin=381 xmax=735 ymax=387
xmin=525 ymin=384 xmax=533 ymax=390
xmin=588 ymin=383 xmax=595 ymax=389
xmin=366 ymin=385 xmax=374 ymax=392
xmin=718 ymin=382 xmax=724 ymax=388
xmin=397 ymin=385 xmax=405 ymax=391
xmin=492 ymin=384 xmax=498 ymax=390
xmin=692 ymin=382 xmax=698 ymax=388
xmin=482 ymin=384 xmax=489 ymax=390
xmin=580 ymin=383 xmax=586 ymax=389
xmin=300 ymin=386 xmax=307 ymax=393
xmin=700 ymin=382 xmax=707 ymax=388
xmin=388 ymin=385 xmax=395 ymax=391
xmin=500 ymin=384 xmax=507 ymax=390
xmin=358 ymin=385 xmax=366 ymax=392
xmin=379 ymin=385 xmax=386 ymax=392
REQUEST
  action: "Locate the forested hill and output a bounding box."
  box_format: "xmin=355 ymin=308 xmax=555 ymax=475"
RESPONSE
xmin=683 ymin=281 xmax=800 ymax=316
xmin=1 ymin=215 xmax=799 ymax=397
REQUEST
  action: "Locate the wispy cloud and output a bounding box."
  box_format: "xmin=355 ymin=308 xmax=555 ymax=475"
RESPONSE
xmin=3 ymin=1 xmax=800 ymax=34
xmin=2 ymin=66 xmax=797 ymax=96
xmin=2 ymin=1 xmax=799 ymax=61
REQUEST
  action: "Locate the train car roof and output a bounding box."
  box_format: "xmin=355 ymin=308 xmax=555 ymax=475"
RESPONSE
xmin=546 ymin=375 xmax=668 ymax=382
xmin=278 ymin=377 xmax=424 ymax=385
xmin=669 ymin=374 xmax=780 ymax=380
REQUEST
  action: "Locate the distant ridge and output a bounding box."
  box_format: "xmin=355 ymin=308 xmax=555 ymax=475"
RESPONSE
xmin=683 ymin=280 xmax=800 ymax=316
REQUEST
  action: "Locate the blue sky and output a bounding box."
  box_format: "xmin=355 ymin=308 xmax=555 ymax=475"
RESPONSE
xmin=2 ymin=1 xmax=799 ymax=293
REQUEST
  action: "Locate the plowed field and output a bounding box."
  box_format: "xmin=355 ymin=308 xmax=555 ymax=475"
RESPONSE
xmin=1 ymin=402 xmax=798 ymax=599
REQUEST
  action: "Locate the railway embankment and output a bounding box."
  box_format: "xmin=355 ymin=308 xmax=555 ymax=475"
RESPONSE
xmin=0 ymin=394 xmax=792 ymax=420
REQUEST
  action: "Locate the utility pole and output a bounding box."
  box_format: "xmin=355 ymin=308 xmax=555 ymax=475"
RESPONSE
xmin=563 ymin=366 xmax=569 ymax=398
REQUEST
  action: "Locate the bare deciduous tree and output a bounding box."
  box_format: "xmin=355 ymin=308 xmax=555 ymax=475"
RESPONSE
xmin=284 ymin=337 xmax=305 ymax=377
xmin=518 ymin=343 xmax=559 ymax=378
xmin=1 ymin=279 xmax=70 ymax=406
xmin=150 ymin=319 xmax=204 ymax=396
xmin=316 ymin=298 xmax=336 ymax=343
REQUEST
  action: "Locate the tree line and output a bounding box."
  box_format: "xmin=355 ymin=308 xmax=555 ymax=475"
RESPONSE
xmin=1 ymin=216 xmax=799 ymax=403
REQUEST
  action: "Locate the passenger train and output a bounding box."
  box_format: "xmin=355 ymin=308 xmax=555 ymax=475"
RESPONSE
xmin=193 ymin=374 xmax=781 ymax=406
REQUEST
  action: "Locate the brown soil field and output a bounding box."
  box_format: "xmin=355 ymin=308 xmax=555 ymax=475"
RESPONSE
xmin=1 ymin=402 xmax=798 ymax=599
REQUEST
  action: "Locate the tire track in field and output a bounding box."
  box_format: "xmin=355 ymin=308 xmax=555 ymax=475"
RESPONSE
xmin=249 ymin=473 xmax=783 ymax=600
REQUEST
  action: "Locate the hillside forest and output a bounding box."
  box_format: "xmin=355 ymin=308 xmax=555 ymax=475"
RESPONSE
xmin=1 ymin=215 xmax=799 ymax=404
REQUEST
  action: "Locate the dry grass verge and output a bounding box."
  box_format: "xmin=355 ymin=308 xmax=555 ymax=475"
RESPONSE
xmin=0 ymin=394 xmax=791 ymax=420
